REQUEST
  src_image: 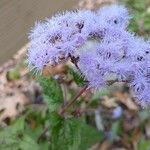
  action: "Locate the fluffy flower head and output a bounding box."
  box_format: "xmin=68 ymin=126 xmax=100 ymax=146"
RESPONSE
xmin=28 ymin=5 xmax=150 ymax=107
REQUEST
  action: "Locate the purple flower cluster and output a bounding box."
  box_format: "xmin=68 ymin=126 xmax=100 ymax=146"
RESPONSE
xmin=28 ymin=5 xmax=150 ymax=107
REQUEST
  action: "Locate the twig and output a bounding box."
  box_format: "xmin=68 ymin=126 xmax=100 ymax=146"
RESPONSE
xmin=60 ymin=84 xmax=88 ymax=115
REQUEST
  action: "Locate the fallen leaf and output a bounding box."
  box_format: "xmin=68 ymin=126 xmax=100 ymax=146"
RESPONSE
xmin=101 ymin=96 xmax=118 ymax=108
xmin=123 ymin=111 xmax=140 ymax=132
xmin=0 ymin=92 xmax=29 ymax=122
xmin=98 ymin=140 xmax=110 ymax=150
xmin=113 ymin=91 xmax=138 ymax=111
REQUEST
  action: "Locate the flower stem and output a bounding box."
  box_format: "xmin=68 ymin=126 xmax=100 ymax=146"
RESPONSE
xmin=60 ymin=84 xmax=88 ymax=115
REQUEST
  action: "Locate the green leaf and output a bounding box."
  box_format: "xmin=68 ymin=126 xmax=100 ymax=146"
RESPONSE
xmin=0 ymin=117 xmax=24 ymax=137
xmin=49 ymin=113 xmax=103 ymax=150
xmin=19 ymin=135 xmax=40 ymax=150
xmin=68 ymin=67 xmax=85 ymax=86
xmin=50 ymin=113 xmax=81 ymax=150
xmin=79 ymin=123 xmax=103 ymax=150
xmin=138 ymin=139 xmax=150 ymax=150
xmin=0 ymin=117 xmax=40 ymax=150
xmin=37 ymin=75 xmax=63 ymax=111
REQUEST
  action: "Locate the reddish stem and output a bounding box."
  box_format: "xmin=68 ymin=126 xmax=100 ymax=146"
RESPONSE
xmin=60 ymin=84 xmax=88 ymax=115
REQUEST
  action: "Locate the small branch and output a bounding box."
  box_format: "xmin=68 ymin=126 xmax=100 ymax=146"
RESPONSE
xmin=60 ymin=84 xmax=88 ymax=115
xmin=37 ymin=127 xmax=48 ymax=143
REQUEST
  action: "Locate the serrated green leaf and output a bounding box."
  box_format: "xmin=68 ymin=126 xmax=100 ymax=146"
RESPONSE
xmin=79 ymin=123 xmax=103 ymax=150
xmin=37 ymin=75 xmax=63 ymax=111
xmin=0 ymin=117 xmax=41 ymax=150
xmin=50 ymin=113 xmax=81 ymax=150
xmin=19 ymin=135 xmax=40 ymax=150
xmin=0 ymin=117 xmax=24 ymax=149
xmin=49 ymin=112 xmax=102 ymax=150
xmin=0 ymin=117 xmax=24 ymax=137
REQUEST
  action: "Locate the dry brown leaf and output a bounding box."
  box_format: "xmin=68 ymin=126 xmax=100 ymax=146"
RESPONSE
xmin=111 ymin=148 xmax=127 ymax=150
xmin=131 ymin=128 xmax=141 ymax=149
xmin=98 ymin=140 xmax=110 ymax=150
xmin=123 ymin=111 xmax=140 ymax=132
xmin=101 ymin=96 xmax=118 ymax=108
xmin=0 ymin=68 xmax=42 ymax=122
xmin=78 ymin=0 xmax=116 ymax=10
xmin=120 ymin=134 xmax=132 ymax=149
xmin=0 ymin=92 xmax=29 ymax=122
xmin=89 ymin=143 xmax=100 ymax=150
xmin=113 ymin=92 xmax=138 ymax=111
